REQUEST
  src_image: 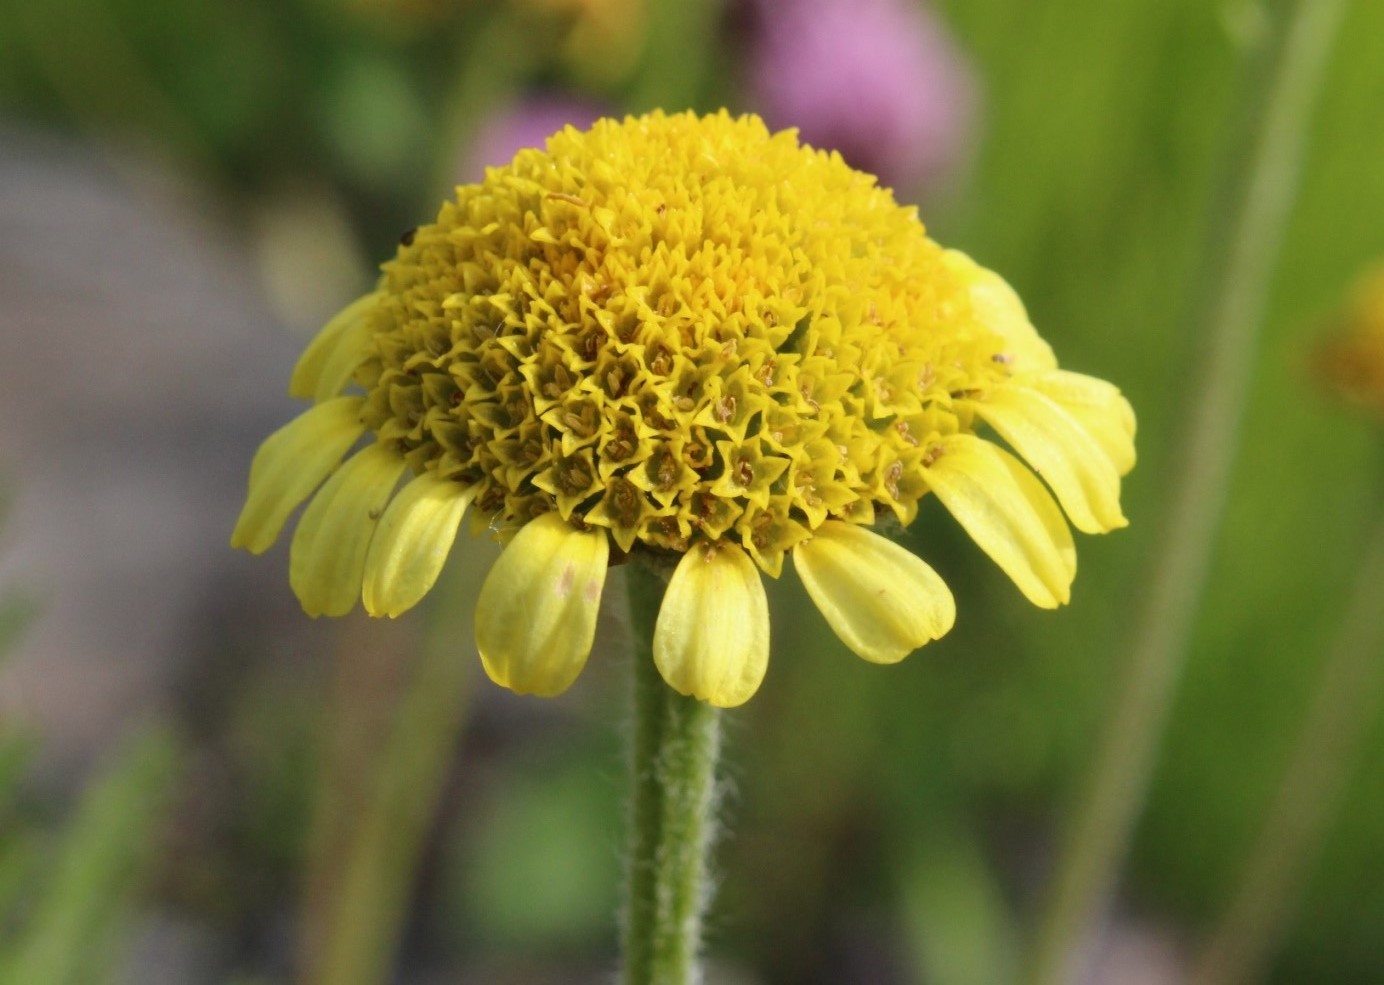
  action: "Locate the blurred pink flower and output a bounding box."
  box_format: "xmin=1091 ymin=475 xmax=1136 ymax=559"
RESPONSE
xmin=744 ymin=0 xmax=977 ymax=193
xmin=460 ymin=95 xmax=610 ymax=181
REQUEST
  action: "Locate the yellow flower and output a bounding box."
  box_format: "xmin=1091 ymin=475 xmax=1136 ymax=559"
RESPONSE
xmin=232 ymin=111 xmax=1135 ymax=708
xmin=514 ymin=0 xmax=647 ymax=87
xmin=1314 ymin=262 xmax=1384 ymax=419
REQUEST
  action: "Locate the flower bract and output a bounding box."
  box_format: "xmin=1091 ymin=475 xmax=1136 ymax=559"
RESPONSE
xmin=232 ymin=111 xmax=1135 ymax=707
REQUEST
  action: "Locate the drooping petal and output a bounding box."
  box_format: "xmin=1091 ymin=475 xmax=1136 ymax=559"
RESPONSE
xmin=653 ymin=542 xmax=770 ymax=707
xmin=941 ymin=249 xmax=1057 ymax=371
xmin=1029 ymin=369 xmax=1137 ymax=475
xmin=362 ymin=472 xmax=477 ymax=618
xmin=231 ymin=396 xmax=365 ymax=554
xmin=793 ymin=521 xmax=955 ymax=664
xmin=289 ymin=293 xmax=381 ymax=400
xmin=970 ymin=385 xmax=1126 ymax=534
xmin=922 ymin=435 xmax=1076 ymax=608
xmin=289 ymin=443 xmax=407 ymax=617
xmin=475 ymin=513 xmax=609 ymax=697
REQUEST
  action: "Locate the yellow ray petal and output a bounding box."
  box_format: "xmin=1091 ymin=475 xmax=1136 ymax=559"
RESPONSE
xmin=313 ymin=317 xmax=379 ymax=403
xmin=971 ymin=385 xmax=1127 ymax=534
xmin=653 ymin=542 xmax=770 ymax=707
xmin=289 ymin=292 xmax=381 ymax=400
xmin=230 ymin=396 xmax=366 ymax=554
xmin=941 ymin=249 xmax=1057 ymax=371
xmin=289 ymin=443 xmax=407 ymax=617
xmin=475 ymin=513 xmax=609 ymax=697
xmin=793 ymin=521 xmax=955 ymax=664
xmin=362 ymin=472 xmax=477 ymax=618
xmin=1029 ymin=370 xmax=1137 ymax=475
xmin=922 ymin=435 xmax=1076 ymax=608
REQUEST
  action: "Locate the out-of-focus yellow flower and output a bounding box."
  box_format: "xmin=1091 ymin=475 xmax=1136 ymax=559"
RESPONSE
xmin=514 ymin=0 xmax=647 ymax=87
xmin=1314 ymin=263 xmax=1384 ymax=419
xmin=232 ymin=112 xmax=1135 ymax=707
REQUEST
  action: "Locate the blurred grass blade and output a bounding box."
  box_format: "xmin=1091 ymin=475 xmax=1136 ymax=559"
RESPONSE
xmin=10 ymin=0 xmax=224 ymax=185
xmin=0 ymin=727 xmax=180 ymax=985
xmin=426 ymin=6 xmax=562 ymax=205
xmin=1191 ymin=508 xmax=1384 ymax=985
xmin=1027 ymin=0 xmax=1352 ymax=981
xmin=301 ymin=557 xmax=480 ymax=985
xmin=625 ymin=0 xmax=720 ymax=112
xmin=0 ymin=733 xmax=40 ymax=919
xmin=0 ymin=733 xmax=30 ymax=796
xmin=0 ymin=828 xmax=43 ymax=927
xmin=900 ymin=822 xmax=1017 ymax=985
xmin=0 ymin=595 xmax=37 ymax=661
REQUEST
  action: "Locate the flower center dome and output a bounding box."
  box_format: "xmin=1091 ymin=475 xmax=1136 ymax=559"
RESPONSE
xmin=356 ymin=111 xmax=1012 ymax=573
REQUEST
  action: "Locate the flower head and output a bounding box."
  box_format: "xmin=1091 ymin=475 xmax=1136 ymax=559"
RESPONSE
xmin=232 ymin=111 xmax=1134 ymax=707
xmin=1313 ymin=262 xmax=1384 ymax=419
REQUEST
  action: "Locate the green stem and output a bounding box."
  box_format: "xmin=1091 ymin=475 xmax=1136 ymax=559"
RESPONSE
xmin=1026 ymin=0 xmax=1349 ymax=981
xmin=622 ymin=561 xmax=723 ymax=985
xmin=1 ymin=728 xmax=179 ymax=985
xmin=1190 ymin=507 xmax=1384 ymax=985
xmin=13 ymin=0 xmax=228 ymax=190
xmin=425 ymin=6 xmax=566 ymax=206
xmin=624 ymin=0 xmax=721 ymax=113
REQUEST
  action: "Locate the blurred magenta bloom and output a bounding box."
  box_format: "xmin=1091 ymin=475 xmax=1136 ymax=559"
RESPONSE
xmin=744 ymin=0 xmax=976 ymax=193
xmin=460 ymin=95 xmax=609 ymax=181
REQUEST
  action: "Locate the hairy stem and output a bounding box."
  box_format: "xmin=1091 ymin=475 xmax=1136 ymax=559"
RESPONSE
xmin=622 ymin=561 xmax=723 ymax=985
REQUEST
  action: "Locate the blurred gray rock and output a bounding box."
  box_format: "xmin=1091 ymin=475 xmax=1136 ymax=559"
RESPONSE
xmin=1082 ymin=912 xmax=1189 ymax=985
xmin=0 ymin=122 xmax=310 ymax=775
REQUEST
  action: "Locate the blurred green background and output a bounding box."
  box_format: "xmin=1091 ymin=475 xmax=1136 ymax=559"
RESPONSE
xmin=0 ymin=0 xmax=1381 ymax=982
